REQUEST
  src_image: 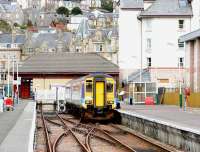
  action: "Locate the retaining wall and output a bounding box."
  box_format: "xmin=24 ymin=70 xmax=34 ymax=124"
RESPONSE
xmin=119 ymin=111 xmax=200 ymax=152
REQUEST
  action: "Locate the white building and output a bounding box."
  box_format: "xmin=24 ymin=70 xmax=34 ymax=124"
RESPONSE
xmin=58 ymin=0 xmax=80 ymax=10
xmin=190 ymin=0 xmax=200 ymax=30
xmin=119 ymin=0 xmax=193 ymax=88
xmin=68 ymin=15 xmax=87 ymax=31
xmin=81 ymin=0 xmax=101 ymax=10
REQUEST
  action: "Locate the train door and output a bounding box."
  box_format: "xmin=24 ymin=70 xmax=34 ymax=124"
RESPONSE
xmin=95 ymin=82 xmax=104 ymax=107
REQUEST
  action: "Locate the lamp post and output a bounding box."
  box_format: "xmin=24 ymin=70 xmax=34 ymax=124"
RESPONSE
xmin=120 ymin=56 xmax=137 ymax=104
xmin=12 ymin=56 xmax=15 ymax=103
xmin=179 ymin=60 xmax=182 ymax=108
xmin=16 ymin=60 xmax=19 ymax=104
xmin=7 ymin=55 xmax=10 ymax=98
xmin=126 ymin=69 xmax=129 ymax=104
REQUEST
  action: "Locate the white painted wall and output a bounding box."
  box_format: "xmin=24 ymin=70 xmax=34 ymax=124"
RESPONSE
xmin=142 ymin=18 xmax=191 ymax=68
xmin=191 ymin=0 xmax=200 ymax=31
xmin=119 ymin=2 xmax=193 ymax=88
xmin=17 ymin=0 xmax=29 ymax=9
xmin=119 ymin=9 xmax=142 ymax=70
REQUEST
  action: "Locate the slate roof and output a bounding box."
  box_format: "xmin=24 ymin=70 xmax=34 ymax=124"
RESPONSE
xmin=179 ymin=28 xmax=200 ymax=42
xmin=120 ymin=0 xmax=144 ymax=9
xmin=0 ymin=1 xmax=17 ymax=13
xmin=0 ymin=34 xmax=25 ymax=44
xmin=29 ymin=32 xmax=72 ymax=48
xmin=139 ymin=0 xmax=192 ymax=17
xmin=18 ymin=53 xmax=119 ymax=74
xmin=123 ymin=69 xmax=151 ymax=83
xmin=76 ymin=18 xmax=118 ymax=40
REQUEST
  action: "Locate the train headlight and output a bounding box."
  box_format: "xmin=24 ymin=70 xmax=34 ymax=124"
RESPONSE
xmin=85 ymin=100 xmax=92 ymax=104
xmin=107 ymin=100 xmax=114 ymax=104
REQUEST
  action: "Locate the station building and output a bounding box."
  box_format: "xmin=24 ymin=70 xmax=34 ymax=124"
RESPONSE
xmin=180 ymin=28 xmax=200 ymax=92
xmin=18 ymin=53 xmax=119 ymax=99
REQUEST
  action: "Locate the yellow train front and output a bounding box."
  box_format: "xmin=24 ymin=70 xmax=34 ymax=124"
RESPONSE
xmin=65 ymin=74 xmax=117 ymax=120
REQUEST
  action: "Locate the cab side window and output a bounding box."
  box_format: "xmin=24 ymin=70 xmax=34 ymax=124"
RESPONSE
xmin=86 ymin=80 xmax=93 ymax=92
xmin=107 ymin=82 xmax=113 ymax=92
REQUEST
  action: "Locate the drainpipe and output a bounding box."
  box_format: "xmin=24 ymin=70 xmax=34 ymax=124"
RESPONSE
xmin=138 ymin=16 xmax=143 ymax=103
xmin=179 ymin=61 xmax=182 ymax=108
xmin=140 ymin=18 xmax=143 ymax=83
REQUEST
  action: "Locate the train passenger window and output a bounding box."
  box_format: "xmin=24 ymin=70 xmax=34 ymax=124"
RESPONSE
xmin=107 ymin=83 xmax=113 ymax=92
xmin=86 ymin=80 xmax=93 ymax=92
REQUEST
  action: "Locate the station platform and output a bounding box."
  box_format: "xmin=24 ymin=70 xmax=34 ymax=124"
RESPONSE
xmin=117 ymin=103 xmax=200 ymax=152
xmin=0 ymin=100 xmax=36 ymax=152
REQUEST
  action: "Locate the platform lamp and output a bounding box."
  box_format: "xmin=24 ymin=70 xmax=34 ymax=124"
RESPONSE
xmin=12 ymin=56 xmax=15 ymax=105
xmin=7 ymin=55 xmax=10 ymax=98
xmin=178 ymin=59 xmax=183 ymax=108
xmin=16 ymin=60 xmax=19 ymax=104
xmin=119 ymin=56 xmax=137 ymax=104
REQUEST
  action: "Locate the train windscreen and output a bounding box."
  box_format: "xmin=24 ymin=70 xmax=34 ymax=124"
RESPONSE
xmin=106 ymin=82 xmax=113 ymax=93
xmin=86 ymin=80 xmax=93 ymax=92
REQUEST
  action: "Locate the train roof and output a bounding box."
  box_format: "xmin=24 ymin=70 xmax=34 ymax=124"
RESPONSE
xmin=66 ymin=73 xmax=114 ymax=86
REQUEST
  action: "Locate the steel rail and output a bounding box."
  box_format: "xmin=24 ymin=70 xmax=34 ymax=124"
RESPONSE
xmin=95 ymin=127 xmax=137 ymax=152
xmin=47 ymin=116 xmax=116 ymax=145
xmin=41 ymin=110 xmax=53 ymax=152
xmin=59 ymin=115 xmax=137 ymax=152
xmin=85 ymin=128 xmax=94 ymax=152
xmin=111 ymin=124 xmax=176 ymax=152
xmin=52 ymin=130 xmax=70 ymax=152
xmin=45 ymin=118 xmax=63 ymax=127
xmin=56 ymin=113 xmax=90 ymax=152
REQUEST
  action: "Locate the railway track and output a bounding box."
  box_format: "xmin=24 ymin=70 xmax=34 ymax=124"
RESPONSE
xmin=35 ymin=111 xmax=180 ymax=152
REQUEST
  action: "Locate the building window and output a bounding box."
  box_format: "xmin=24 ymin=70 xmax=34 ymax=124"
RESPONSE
xmin=178 ymin=20 xmax=184 ymax=29
xmin=96 ymin=45 xmax=103 ymax=52
xmin=7 ymin=44 xmax=11 ymax=48
xmin=0 ymin=73 xmax=6 ymax=81
xmin=28 ymin=48 xmax=33 ymax=53
xmin=106 ymin=83 xmax=113 ymax=93
xmin=146 ymin=38 xmax=151 ymax=49
xmin=178 ymin=57 xmax=184 ymax=68
xmin=100 ymin=45 xmax=103 ymax=51
xmin=178 ymin=39 xmax=184 ymax=48
xmin=86 ymin=80 xmax=92 ymax=92
xmin=146 ymin=19 xmax=152 ymax=30
xmin=147 ymin=57 xmax=151 ymax=67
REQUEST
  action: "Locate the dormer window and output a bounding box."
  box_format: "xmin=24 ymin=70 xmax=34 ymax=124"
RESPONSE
xmin=179 ymin=0 xmax=187 ymax=7
xmin=7 ymin=44 xmax=11 ymax=48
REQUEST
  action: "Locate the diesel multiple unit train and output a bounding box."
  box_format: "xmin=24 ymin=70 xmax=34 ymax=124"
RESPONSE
xmin=65 ymin=73 xmax=117 ymax=120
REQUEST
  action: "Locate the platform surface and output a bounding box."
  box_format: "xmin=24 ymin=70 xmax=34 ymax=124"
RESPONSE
xmin=0 ymin=101 xmax=28 ymax=144
xmin=0 ymin=100 xmax=36 ymax=152
xmin=118 ymin=103 xmax=200 ymax=135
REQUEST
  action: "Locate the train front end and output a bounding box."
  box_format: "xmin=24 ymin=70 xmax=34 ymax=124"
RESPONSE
xmin=83 ymin=74 xmax=116 ymax=119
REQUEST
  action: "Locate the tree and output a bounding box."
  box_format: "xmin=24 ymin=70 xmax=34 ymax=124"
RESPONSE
xmin=101 ymin=0 xmax=113 ymax=12
xmin=56 ymin=7 xmax=69 ymax=17
xmin=0 ymin=20 xmax=11 ymax=32
xmin=71 ymin=7 xmax=82 ymax=15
